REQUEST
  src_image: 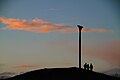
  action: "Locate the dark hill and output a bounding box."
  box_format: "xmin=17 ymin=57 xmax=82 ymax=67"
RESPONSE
xmin=2 ymin=67 xmax=120 ymax=80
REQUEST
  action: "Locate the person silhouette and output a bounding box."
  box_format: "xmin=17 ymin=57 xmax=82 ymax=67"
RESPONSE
xmin=83 ymin=63 xmax=87 ymax=70
xmin=90 ymin=63 xmax=93 ymax=71
xmin=86 ymin=64 xmax=89 ymax=70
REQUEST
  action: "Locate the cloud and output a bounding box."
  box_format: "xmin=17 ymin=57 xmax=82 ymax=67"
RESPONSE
xmin=102 ymin=41 xmax=120 ymax=65
xmin=83 ymin=41 xmax=120 ymax=66
xmin=0 ymin=17 xmax=70 ymax=33
xmin=14 ymin=65 xmax=37 ymax=68
xmin=0 ymin=17 xmax=112 ymax=33
xmin=82 ymin=28 xmax=113 ymax=32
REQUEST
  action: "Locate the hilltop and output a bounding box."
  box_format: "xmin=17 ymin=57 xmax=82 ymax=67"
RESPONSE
xmin=2 ymin=67 xmax=120 ymax=80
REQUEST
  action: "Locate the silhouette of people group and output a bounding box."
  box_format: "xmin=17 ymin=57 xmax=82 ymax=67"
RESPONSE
xmin=83 ymin=63 xmax=93 ymax=71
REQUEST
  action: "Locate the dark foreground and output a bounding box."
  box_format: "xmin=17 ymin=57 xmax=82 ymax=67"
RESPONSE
xmin=2 ymin=67 xmax=120 ymax=80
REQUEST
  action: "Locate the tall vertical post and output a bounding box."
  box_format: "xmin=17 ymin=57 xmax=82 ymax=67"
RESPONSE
xmin=77 ymin=25 xmax=83 ymax=68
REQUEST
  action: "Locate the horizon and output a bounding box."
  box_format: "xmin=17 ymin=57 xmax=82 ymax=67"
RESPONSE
xmin=0 ymin=0 xmax=120 ymax=73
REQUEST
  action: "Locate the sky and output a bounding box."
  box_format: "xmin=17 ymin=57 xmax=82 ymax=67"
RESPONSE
xmin=0 ymin=0 xmax=120 ymax=73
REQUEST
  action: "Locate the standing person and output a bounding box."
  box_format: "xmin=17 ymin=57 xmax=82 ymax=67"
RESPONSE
xmin=90 ymin=63 xmax=93 ymax=71
xmin=86 ymin=64 xmax=89 ymax=70
xmin=83 ymin=63 xmax=87 ymax=70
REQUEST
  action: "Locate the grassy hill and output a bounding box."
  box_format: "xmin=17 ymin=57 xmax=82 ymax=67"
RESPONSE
xmin=2 ymin=67 xmax=120 ymax=80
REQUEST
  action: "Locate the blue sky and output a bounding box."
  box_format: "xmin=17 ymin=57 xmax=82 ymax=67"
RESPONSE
xmin=0 ymin=0 xmax=120 ymax=72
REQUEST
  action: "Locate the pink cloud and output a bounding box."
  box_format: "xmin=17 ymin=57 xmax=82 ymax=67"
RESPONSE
xmin=0 ymin=17 xmax=69 ymax=33
xmin=82 ymin=28 xmax=113 ymax=32
xmin=83 ymin=41 xmax=120 ymax=66
xmin=0 ymin=17 xmax=113 ymax=33
xmin=14 ymin=64 xmax=37 ymax=68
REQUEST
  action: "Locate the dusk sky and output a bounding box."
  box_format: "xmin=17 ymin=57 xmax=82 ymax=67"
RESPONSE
xmin=0 ymin=0 xmax=120 ymax=73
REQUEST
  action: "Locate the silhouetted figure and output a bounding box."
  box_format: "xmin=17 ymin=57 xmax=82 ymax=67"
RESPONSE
xmin=90 ymin=63 xmax=93 ymax=71
xmin=86 ymin=64 xmax=89 ymax=70
xmin=83 ymin=63 xmax=87 ymax=70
